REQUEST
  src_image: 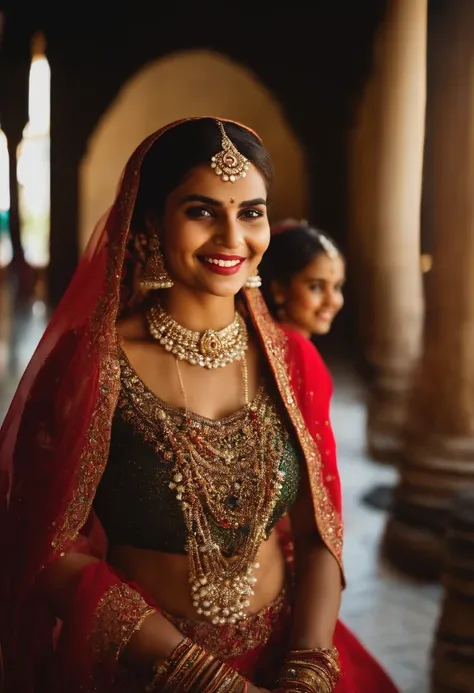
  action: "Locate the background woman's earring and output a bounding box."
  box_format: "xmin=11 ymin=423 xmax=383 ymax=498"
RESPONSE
xmin=140 ymin=236 xmax=174 ymax=290
xmin=244 ymin=269 xmax=262 ymax=289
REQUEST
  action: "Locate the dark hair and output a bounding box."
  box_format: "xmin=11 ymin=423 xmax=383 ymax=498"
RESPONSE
xmin=260 ymin=222 xmax=342 ymax=318
xmin=134 ymin=118 xmax=273 ymax=222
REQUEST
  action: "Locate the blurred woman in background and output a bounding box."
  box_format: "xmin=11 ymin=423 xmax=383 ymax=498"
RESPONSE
xmin=260 ymin=219 xmax=345 ymax=339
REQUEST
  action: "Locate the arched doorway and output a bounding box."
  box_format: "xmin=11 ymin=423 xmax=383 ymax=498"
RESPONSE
xmin=79 ymin=49 xmax=308 ymax=250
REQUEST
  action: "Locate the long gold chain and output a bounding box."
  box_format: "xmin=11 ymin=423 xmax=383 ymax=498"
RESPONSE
xmin=174 ymin=356 xmax=249 ymax=415
xmin=160 ymin=358 xmax=285 ymax=625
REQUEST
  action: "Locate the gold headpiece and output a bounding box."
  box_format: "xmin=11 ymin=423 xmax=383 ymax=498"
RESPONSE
xmin=210 ymin=121 xmax=251 ymax=183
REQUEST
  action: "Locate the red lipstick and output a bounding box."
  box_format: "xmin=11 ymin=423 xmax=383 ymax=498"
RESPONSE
xmin=198 ymin=254 xmax=247 ymax=276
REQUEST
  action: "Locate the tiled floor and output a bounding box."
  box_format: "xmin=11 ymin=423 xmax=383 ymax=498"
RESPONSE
xmin=0 ymin=281 xmax=441 ymax=692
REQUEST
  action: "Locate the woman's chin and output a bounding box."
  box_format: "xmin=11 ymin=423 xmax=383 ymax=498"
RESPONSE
xmin=198 ymin=276 xmax=246 ymax=299
xmin=200 ymin=272 xmax=249 ymax=296
xmin=313 ymin=322 xmax=332 ymax=335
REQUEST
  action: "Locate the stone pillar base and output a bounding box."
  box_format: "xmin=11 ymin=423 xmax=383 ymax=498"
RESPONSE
xmin=431 ymin=489 xmax=474 ymax=692
xmin=383 ymin=518 xmax=444 ymax=580
xmin=382 ymin=434 xmax=474 ymax=579
xmin=366 ymin=375 xmax=411 ymax=464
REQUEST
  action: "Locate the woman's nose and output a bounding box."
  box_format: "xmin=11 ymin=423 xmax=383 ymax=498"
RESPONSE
xmin=324 ymin=289 xmax=342 ymax=307
xmin=214 ymin=216 xmax=241 ymax=250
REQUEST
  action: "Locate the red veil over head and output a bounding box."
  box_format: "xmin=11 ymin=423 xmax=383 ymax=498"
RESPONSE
xmin=0 ymin=117 xmax=343 ymax=691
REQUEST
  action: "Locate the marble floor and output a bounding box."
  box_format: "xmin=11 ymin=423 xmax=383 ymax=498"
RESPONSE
xmin=0 ymin=281 xmax=441 ymax=692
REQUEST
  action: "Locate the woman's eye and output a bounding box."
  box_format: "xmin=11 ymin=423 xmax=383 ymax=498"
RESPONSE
xmin=185 ymin=206 xmax=213 ymax=219
xmin=240 ymin=209 xmax=264 ymax=220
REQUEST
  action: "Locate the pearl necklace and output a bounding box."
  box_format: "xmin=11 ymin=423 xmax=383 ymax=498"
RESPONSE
xmin=146 ymin=304 xmax=249 ymax=369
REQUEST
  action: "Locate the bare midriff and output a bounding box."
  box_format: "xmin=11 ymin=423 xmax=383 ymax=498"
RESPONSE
xmin=108 ymin=528 xmax=286 ymax=620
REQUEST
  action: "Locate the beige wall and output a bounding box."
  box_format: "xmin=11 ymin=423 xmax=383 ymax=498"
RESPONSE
xmin=79 ymin=49 xmax=308 ymax=251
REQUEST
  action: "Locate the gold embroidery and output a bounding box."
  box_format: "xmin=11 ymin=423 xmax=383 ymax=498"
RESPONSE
xmin=89 ymin=583 xmax=155 ymax=664
xmin=244 ymin=289 xmax=344 ymax=575
xmin=50 ymin=128 xmax=177 ymax=552
xmin=51 ymin=348 xmax=120 ymax=552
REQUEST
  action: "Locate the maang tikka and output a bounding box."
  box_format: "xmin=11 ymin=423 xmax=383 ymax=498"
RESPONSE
xmin=140 ymin=235 xmax=174 ymax=290
xmin=210 ymin=121 xmax=251 ymax=183
xmin=209 ymin=120 xmax=261 ymax=289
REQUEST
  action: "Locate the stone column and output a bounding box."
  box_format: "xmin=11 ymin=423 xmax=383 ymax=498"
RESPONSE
xmin=383 ymin=0 xmax=474 ymax=579
xmin=48 ymin=48 xmax=81 ymax=307
xmin=364 ymin=0 xmax=427 ymax=462
xmin=347 ymin=68 xmax=378 ymax=358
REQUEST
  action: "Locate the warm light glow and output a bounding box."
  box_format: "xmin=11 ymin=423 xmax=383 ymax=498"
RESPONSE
xmin=28 ymin=55 xmax=50 ymax=136
xmin=0 ymin=128 xmax=9 ymax=211
xmin=17 ymin=33 xmax=51 ymax=268
xmin=0 ymin=126 xmax=13 ymax=267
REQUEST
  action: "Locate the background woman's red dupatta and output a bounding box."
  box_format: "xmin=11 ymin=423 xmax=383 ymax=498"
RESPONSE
xmin=0 ymin=119 xmax=343 ymax=692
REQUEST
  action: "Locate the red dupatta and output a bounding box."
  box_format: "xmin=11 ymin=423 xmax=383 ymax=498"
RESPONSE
xmin=0 ymin=118 xmax=343 ymax=692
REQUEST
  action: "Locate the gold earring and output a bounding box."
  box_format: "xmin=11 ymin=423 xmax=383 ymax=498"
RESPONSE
xmin=244 ymin=269 xmax=262 ymax=289
xmin=140 ymin=236 xmax=174 ymax=290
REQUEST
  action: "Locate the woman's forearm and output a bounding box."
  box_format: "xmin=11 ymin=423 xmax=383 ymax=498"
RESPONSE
xmin=40 ymin=552 xmax=183 ymax=666
xmin=122 ymin=610 xmax=184 ymax=666
xmin=290 ymin=538 xmax=341 ymax=649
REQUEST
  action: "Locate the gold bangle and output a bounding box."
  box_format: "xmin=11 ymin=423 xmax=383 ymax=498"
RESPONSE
xmin=279 ymin=647 xmax=341 ymax=693
xmin=148 ymin=638 xmax=247 ymax=693
xmin=285 ymin=659 xmax=334 ymax=683
xmin=279 ymin=668 xmax=328 ymax=693
xmin=146 ymin=638 xmax=193 ymax=691
xmin=279 ymin=668 xmax=334 ymax=693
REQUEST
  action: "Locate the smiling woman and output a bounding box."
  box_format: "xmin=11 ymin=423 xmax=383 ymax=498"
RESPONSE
xmin=260 ymin=219 xmax=346 ymax=338
xmin=0 ymin=118 xmax=398 ymax=693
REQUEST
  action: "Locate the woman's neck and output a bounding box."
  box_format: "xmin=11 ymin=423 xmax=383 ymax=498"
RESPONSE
xmin=158 ymin=286 xmax=237 ymax=332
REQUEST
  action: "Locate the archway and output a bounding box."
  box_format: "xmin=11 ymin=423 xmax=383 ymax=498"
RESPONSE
xmin=79 ymin=49 xmax=308 ymax=250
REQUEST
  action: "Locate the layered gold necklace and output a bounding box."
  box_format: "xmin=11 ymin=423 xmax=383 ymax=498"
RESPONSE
xmin=143 ymin=304 xmax=286 ymax=624
xmin=155 ymin=363 xmax=285 ymax=624
xmin=146 ymin=304 xmax=248 ymax=369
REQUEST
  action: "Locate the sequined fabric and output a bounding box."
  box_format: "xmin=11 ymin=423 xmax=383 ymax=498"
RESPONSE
xmin=89 ymin=583 xmax=155 ymax=666
xmin=93 ymin=350 xmax=301 ymax=555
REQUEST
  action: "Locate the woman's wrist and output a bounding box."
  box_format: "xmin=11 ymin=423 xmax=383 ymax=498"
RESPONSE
xmin=276 ymin=646 xmax=341 ymax=693
xmin=146 ymin=637 xmax=248 ymax=692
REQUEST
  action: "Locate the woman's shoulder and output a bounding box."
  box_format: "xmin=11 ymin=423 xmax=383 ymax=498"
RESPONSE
xmin=280 ymin=326 xmax=333 ymax=393
xmin=281 ymin=326 xmax=327 ymax=368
